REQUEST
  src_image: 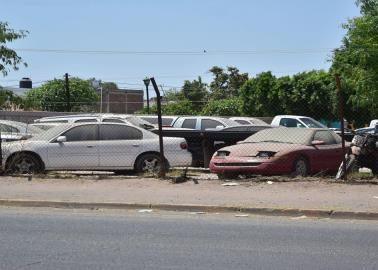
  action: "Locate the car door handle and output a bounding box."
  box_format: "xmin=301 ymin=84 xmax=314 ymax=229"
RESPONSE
xmin=86 ymin=145 xmax=95 ymax=148
xmin=132 ymin=144 xmax=140 ymax=147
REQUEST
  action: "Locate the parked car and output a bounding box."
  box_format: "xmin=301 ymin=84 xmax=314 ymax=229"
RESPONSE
xmin=34 ymin=113 xmax=155 ymax=130
xmin=173 ymin=116 xmax=240 ymax=130
xmin=369 ymin=119 xmax=378 ymax=128
xmin=0 ymin=120 xmax=44 ymax=141
xmin=138 ymin=115 xmax=179 ymax=127
xmin=229 ymin=117 xmax=269 ymax=126
xmin=2 ymin=123 xmax=192 ymax=174
xmin=210 ymin=128 xmax=344 ymax=178
xmin=271 ymin=115 xmax=327 ymax=128
xmin=355 ymin=127 xmax=376 ymax=135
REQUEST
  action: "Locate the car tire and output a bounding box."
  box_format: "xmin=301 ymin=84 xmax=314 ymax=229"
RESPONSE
xmin=217 ymin=172 xmax=239 ymax=180
xmin=7 ymin=153 xmax=43 ymax=174
xmin=135 ymin=153 xmax=168 ymax=173
xmin=292 ymin=157 xmax=309 ymax=177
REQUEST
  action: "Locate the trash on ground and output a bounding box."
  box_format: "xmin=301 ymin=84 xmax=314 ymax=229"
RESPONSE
xmin=235 ymin=214 xmax=249 ymax=217
xmin=291 ymin=215 xmax=307 ymax=220
xmin=138 ymin=209 xmax=153 ymax=213
xmin=189 ymin=211 xmax=206 ymax=215
xmin=266 ymin=181 xmax=273 ymax=185
xmin=222 ymin=182 xmax=240 ymax=186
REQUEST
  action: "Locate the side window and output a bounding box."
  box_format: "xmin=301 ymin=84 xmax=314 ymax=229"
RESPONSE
xmin=182 ymin=119 xmax=196 ymax=129
xmin=62 ymin=125 xmax=98 ymax=141
xmin=162 ymin=118 xmax=174 ymax=126
xmin=100 ymin=125 xmax=143 ymax=140
xmin=279 ymin=118 xmax=304 ymax=128
xmin=235 ymin=120 xmax=250 ymax=125
xmin=74 ymin=119 xmax=98 ymax=123
xmin=313 ymin=131 xmax=336 ymax=145
xmin=201 ymin=119 xmax=224 ymax=130
xmin=102 ymin=118 xmax=125 ymax=123
xmin=0 ymin=124 xmax=19 ymax=133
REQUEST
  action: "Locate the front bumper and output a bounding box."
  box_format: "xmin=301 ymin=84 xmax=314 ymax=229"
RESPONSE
xmin=209 ymin=156 xmax=291 ymax=175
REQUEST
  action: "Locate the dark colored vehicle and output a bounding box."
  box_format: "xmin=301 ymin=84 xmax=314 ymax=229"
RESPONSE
xmin=336 ymin=132 xmax=378 ymax=179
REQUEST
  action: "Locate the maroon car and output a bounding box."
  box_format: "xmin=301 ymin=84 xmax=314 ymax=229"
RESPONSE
xmin=210 ymin=128 xmax=346 ymax=178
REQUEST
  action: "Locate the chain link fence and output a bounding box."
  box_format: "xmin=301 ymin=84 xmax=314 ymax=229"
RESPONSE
xmin=0 ymin=98 xmax=376 ymax=180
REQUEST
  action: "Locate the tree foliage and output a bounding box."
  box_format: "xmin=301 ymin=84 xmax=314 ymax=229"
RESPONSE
xmin=201 ymin=97 xmax=242 ymax=116
xmin=0 ymin=22 xmax=28 ymax=76
xmin=240 ymin=70 xmax=336 ymax=119
xmin=182 ymin=76 xmax=208 ymax=111
xmin=0 ymin=89 xmax=24 ymax=110
xmin=25 ymin=77 xmax=99 ymax=112
xmin=332 ymin=0 xmax=378 ymax=117
xmin=209 ymin=66 xmax=248 ymax=100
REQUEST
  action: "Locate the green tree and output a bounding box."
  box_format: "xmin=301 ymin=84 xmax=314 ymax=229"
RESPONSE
xmin=182 ymin=76 xmax=208 ymax=111
xmin=209 ymin=66 xmax=248 ymax=99
xmin=240 ymin=71 xmax=279 ymax=116
xmin=101 ymin=82 xmax=118 ymax=91
xmin=201 ymin=97 xmax=242 ymax=116
xmin=0 ymin=22 xmax=28 ymax=76
xmin=332 ymin=0 xmax=378 ymax=117
xmin=25 ymin=77 xmax=99 ymax=112
xmin=0 ymin=89 xmax=24 ymax=110
xmin=284 ymin=70 xmax=335 ymax=119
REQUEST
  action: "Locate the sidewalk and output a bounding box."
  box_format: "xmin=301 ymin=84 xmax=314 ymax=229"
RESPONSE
xmin=0 ymin=175 xmax=377 ymax=219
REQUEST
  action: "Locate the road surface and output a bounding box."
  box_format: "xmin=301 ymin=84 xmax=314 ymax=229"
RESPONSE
xmin=0 ymin=207 xmax=377 ymax=270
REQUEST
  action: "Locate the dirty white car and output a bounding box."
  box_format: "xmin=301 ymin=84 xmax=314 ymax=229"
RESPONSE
xmin=2 ymin=123 xmax=192 ymax=174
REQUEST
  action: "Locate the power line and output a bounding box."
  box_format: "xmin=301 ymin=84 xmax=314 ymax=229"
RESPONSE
xmin=13 ymin=48 xmax=336 ymax=55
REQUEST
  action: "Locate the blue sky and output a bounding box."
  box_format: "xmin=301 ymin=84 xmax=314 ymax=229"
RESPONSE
xmin=0 ymin=0 xmax=360 ymax=92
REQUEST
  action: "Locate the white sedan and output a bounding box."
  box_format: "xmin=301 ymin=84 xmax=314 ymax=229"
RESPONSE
xmin=2 ymin=123 xmax=192 ymax=174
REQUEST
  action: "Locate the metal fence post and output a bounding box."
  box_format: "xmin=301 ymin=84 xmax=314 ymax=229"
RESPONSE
xmin=335 ymin=74 xmax=347 ymax=180
xmin=150 ymin=77 xmax=166 ymax=178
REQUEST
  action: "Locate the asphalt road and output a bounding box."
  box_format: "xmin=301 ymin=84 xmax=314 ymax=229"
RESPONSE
xmin=0 ymin=207 xmax=377 ymax=270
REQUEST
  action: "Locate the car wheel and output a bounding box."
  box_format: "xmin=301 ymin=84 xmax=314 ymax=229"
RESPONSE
xmin=135 ymin=153 xmax=166 ymax=173
xmin=292 ymin=157 xmax=309 ymax=177
xmin=217 ymin=172 xmax=239 ymax=179
xmin=7 ymin=153 xmax=43 ymax=174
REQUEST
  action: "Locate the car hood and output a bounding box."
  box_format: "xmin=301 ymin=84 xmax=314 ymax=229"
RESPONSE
xmin=217 ymin=142 xmax=309 ymax=157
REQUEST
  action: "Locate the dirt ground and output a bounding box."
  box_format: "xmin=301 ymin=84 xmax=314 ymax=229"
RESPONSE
xmin=0 ymin=172 xmax=377 ymax=213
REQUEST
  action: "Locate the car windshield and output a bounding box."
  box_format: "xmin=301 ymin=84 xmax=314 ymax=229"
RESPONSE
xmin=244 ymin=128 xmax=314 ymax=145
xmin=299 ymin=117 xmax=327 ymax=128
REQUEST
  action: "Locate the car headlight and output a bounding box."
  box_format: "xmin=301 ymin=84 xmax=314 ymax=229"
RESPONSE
xmin=256 ymin=151 xmax=276 ymax=158
xmin=216 ymin=151 xmax=230 ymax=157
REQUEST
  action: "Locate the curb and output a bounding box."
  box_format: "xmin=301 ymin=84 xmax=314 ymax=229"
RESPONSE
xmin=0 ymin=199 xmax=377 ymax=220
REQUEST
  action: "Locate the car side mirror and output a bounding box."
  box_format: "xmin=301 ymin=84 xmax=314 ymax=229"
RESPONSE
xmin=311 ymin=140 xmax=325 ymax=146
xmin=56 ymin=136 xmax=67 ymax=143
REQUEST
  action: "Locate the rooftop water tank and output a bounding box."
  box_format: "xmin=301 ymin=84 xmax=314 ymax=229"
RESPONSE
xmin=19 ymin=77 xmax=32 ymax=89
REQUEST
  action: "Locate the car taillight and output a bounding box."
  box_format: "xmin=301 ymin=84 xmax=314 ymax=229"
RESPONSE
xmin=180 ymin=142 xmax=188 ymax=150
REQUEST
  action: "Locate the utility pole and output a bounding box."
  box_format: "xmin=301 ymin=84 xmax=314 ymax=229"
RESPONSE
xmin=335 ymin=74 xmax=347 ymax=180
xmin=65 ymin=73 xmax=71 ymax=112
